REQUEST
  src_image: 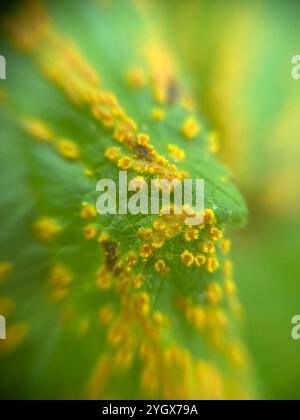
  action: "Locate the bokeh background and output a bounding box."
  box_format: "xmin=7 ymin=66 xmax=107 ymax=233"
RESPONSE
xmin=154 ymin=0 xmax=300 ymax=399
xmin=0 ymin=0 xmax=299 ymax=400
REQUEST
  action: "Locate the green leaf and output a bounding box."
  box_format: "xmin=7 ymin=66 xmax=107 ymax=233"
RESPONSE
xmin=0 ymin=0 xmax=255 ymax=399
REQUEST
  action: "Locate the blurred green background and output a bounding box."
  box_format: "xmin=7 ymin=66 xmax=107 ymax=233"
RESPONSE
xmin=153 ymin=0 xmax=300 ymax=399
xmin=0 ymin=0 xmax=299 ymax=400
